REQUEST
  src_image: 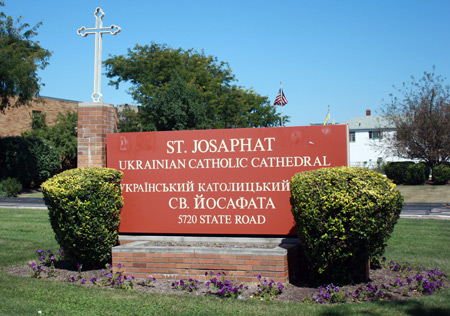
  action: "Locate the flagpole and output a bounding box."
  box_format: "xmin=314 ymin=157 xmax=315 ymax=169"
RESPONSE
xmin=323 ymin=105 xmax=330 ymax=125
xmin=280 ymin=81 xmax=283 ymax=127
xmin=274 ymin=81 xmax=287 ymax=127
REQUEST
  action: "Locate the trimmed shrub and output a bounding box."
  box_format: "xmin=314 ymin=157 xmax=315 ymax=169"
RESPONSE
xmin=0 ymin=177 xmax=22 ymax=197
xmin=290 ymin=167 xmax=403 ymax=285
xmin=405 ymin=163 xmax=427 ymax=185
xmin=41 ymin=168 xmax=123 ymax=267
xmin=384 ymin=161 xmax=415 ymax=184
xmin=433 ymin=164 xmax=450 ymax=185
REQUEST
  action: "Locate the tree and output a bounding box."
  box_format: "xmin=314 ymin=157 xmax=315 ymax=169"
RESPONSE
xmin=0 ymin=2 xmax=51 ymax=112
xmin=382 ymin=70 xmax=450 ymax=169
xmin=22 ymin=111 xmax=78 ymax=170
xmin=117 ymin=105 xmax=142 ymax=133
xmin=105 ymin=42 xmax=285 ymax=131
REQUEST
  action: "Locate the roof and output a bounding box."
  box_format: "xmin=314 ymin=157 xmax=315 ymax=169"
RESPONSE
xmin=40 ymin=96 xmax=80 ymax=103
xmin=340 ymin=115 xmax=394 ymax=131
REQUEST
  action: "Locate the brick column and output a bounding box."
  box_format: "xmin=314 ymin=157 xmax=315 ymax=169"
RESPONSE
xmin=77 ymin=102 xmax=115 ymax=168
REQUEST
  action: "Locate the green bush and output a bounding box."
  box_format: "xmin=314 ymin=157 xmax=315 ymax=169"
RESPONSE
xmin=0 ymin=137 xmax=36 ymax=186
xmin=23 ymin=111 xmax=78 ymax=170
xmin=0 ymin=136 xmax=60 ymax=187
xmin=290 ymin=167 xmax=403 ymax=285
xmin=41 ymin=168 xmax=123 ymax=267
xmin=27 ymin=138 xmax=60 ymax=185
xmin=419 ymin=162 xmax=431 ymax=181
xmin=0 ymin=177 xmax=22 ymax=197
xmin=433 ymin=164 xmax=450 ymax=185
xmin=405 ymin=163 xmax=427 ymax=185
xmin=384 ymin=161 xmax=415 ymax=184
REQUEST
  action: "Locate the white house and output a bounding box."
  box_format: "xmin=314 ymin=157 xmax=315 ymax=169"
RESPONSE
xmin=340 ymin=109 xmax=405 ymax=168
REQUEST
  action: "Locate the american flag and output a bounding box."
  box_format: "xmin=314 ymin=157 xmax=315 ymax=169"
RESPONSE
xmin=274 ymin=84 xmax=288 ymax=106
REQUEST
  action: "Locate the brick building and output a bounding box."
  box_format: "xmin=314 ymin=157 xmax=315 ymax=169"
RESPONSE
xmin=0 ymin=96 xmax=79 ymax=137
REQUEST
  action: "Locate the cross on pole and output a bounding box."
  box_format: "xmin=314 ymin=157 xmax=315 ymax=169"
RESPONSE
xmin=77 ymin=7 xmax=121 ymax=102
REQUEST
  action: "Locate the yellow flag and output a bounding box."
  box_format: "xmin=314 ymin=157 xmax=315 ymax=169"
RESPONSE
xmin=323 ymin=107 xmax=330 ymax=125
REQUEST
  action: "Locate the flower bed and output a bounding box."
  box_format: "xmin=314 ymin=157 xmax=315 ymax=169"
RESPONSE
xmin=4 ymin=249 xmax=448 ymax=304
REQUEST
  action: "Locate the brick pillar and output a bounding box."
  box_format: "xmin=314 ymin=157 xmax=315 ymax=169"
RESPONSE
xmin=77 ymin=102 xmax=115 ymax=168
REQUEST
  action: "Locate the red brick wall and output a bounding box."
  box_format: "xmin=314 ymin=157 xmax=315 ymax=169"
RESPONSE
xmin=77 ymin=102 xmax=115 ymax=168
xmin=0 ymin=97 xmax=78 ymax=137
xmin=112 ymin=251 xmax=290 ymax=283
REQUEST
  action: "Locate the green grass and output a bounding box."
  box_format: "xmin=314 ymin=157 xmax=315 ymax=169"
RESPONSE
xmin=20 ymin=191 xmax=44 ymax=198
xmin=1 ymin=208 xmax=450 ymax=315
xmin=0 ymin=208 xmax=58 ymax=267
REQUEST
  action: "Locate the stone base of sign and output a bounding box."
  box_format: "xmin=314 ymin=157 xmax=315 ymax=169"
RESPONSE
xmin=112 ymin=236 xmax=305 ymax=283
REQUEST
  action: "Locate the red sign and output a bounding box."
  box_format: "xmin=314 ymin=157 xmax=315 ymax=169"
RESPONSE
xmin=107 ymin=125 xmax=348 ymax=235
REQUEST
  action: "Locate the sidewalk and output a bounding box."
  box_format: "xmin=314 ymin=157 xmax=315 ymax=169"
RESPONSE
xmin=401 ymin=203 xmax=450 ymax=220
xmin=0 ymin=197 xmax=449 ymax=219
xmin=0 ymin=197 xmax=47 ymax=210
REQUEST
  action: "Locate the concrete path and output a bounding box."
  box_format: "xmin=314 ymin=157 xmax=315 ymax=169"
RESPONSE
xmin=0 ymin=197 xmax=47 ymax=210
xmin=401 ymin=203 xmax=450 ymax=220
xmin=0 ymin=197 xmax=449 ymax=219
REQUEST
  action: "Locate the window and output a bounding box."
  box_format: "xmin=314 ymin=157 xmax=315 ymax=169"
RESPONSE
xmin=369 ymin=130 xmax=382 ymax=140
xmin=349 ymin=131 xmax=355 ymax=142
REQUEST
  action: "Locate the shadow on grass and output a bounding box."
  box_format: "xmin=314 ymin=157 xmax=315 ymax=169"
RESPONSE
xmin=315 ymin=294 xmax=450 ymax=316
xmin=385 ymin=299 xmax=450 ymax=316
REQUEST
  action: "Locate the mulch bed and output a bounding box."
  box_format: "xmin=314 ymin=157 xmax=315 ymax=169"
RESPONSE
xmin=4 ymin=260 xmax=448 ymax=303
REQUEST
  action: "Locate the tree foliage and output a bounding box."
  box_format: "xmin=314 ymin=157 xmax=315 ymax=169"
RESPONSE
xmin=382 ymin=70 xmax=450 ymax=168
xmin=105 ymin=43 xmax=284 ymax=131
xmin=0 ymin=2 xmax=51 ymax=112
xmin=22 ymin=111 xmax=78 ymax=170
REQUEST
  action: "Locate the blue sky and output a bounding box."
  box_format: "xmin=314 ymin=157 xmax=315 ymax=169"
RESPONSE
xmin=4 ymin=0 xmax=450 ymax=127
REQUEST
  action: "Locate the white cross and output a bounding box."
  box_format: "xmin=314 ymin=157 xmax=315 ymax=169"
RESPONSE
xmin=77 ymin=7 xmax=121 ymax=102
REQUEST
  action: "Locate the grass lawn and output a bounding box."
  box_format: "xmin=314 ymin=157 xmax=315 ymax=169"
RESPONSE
xmin=1 ymin=208 xmax=450 ymax=315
